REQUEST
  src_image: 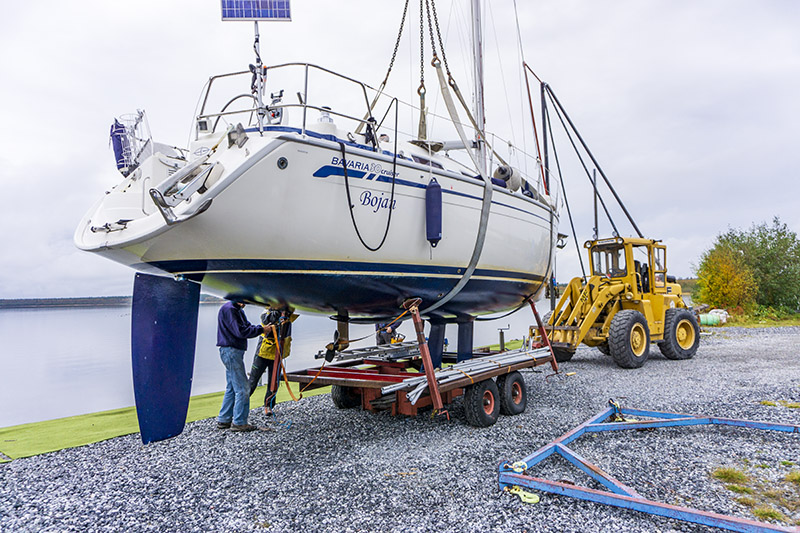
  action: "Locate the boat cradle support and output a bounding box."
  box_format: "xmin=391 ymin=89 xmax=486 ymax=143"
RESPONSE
xmin=498 ymin=401 xmax=800 ymax=533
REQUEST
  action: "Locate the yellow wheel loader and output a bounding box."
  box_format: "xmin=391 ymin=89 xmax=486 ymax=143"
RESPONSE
xmin=535 ymin=237 xmax=699 ymax=369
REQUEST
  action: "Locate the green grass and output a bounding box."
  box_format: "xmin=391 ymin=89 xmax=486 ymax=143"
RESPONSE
xmin=0 ymin=383 xmax=330 ymax=462
xmin=736 ymin=496 xmax=757 ymax=507
xmin=481 ymin=338 xmax=524 ymax=352
xmin=725 ymin=313 xmax=800 ymax=328
xmin=786 ymin=471 xmax=800 ymax=485
xmin=726 ymin=484 xmax=754 ymax=494
xmin=781 ymin=461 xmax=795 ymax=466
xmin=752 ymin=506 xmax=788 ymax=522
xmin=712 ymin=467 xmax=749 ymax=484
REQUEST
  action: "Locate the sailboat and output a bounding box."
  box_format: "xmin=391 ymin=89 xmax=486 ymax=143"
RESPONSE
xmin=74 ymin=0 xmax=561 ymax=442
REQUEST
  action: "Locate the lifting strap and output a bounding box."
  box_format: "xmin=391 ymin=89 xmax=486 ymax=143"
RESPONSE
xmin=420 ymin=62 xmax=493 ymax=315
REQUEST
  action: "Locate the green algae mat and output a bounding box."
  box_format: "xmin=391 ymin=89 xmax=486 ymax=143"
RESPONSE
xmin=0 ymin=383 xmax=330 ymax=462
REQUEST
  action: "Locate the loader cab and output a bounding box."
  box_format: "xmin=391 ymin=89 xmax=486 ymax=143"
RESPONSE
xmin=587 ymin=237 xmax=669 ymax=298
xmin=589 ymin=240 xmax=628 ymax=279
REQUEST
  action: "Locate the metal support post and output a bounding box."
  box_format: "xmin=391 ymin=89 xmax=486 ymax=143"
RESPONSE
xmin=456 ymin=318 xmax=474 ymax=362
xmin=427 ymin=319 xmax=446 ymax=369
xmin=529 ymin=300 xmax=559 ymax=373
xmin=404 ymin=299 xmax=447 ymax=417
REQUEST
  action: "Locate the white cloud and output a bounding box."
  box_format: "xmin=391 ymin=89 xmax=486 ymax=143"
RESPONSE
xmin=1 ymin=0 xmax=798 ymax=297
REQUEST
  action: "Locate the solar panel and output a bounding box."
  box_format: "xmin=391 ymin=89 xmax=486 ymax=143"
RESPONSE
xmin=221 ymin=0 xmax=291 ymax=21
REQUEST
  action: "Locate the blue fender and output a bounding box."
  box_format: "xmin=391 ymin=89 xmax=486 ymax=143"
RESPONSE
xmin=425 ymin=178 xmax=442 ymax=247
xmin=131 ymin=273 xmax=200 ymax=443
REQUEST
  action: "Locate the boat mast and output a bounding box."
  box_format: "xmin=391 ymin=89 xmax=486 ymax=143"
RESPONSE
xmin=471 ymin=0 xmax=486 ymax=175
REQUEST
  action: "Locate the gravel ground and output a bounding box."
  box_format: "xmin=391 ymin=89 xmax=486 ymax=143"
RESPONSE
xmin=2 ymin=327 xmax=799 ymax=532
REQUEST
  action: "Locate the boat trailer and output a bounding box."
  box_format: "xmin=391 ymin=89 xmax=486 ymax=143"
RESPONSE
xmin=285 ymin=299 xmax=559 ymax=426
xmin=499 ymin=400 xmax=800 ymax=532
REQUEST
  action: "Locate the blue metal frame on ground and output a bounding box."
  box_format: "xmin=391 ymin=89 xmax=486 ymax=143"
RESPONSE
xmin=498 ymin=401 xmax=800 ymax=533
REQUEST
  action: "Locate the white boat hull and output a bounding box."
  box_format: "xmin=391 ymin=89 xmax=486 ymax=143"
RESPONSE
xmin=76 ymin=126 xmax=558 ymax=318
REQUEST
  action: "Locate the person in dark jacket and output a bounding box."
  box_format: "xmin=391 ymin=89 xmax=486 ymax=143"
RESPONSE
xmin=216 ymin=300 xmax=266 ymax=432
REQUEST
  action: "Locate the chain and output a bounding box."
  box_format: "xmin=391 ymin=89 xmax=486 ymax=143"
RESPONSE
xmin=424 ymin=0 xmax=439 ymax=66
xmin=418 ymin=0 xmax=425 ymax=90
xmin=382 ymin=0 xmax=410 ymax=86
xmin=429 ymin=0 xmax=451 ymax=77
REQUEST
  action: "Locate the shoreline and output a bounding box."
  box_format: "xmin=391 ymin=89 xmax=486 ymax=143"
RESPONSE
xmin=0 ymin=295 xmax=225 ymax=310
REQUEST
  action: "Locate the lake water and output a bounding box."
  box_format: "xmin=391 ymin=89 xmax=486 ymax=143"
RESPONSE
xmin=0 ymin=302 xmax=538 ymax=427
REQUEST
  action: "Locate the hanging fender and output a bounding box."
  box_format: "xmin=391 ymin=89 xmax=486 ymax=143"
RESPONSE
xmin=425 ymin=178 xmax=442 ymax=247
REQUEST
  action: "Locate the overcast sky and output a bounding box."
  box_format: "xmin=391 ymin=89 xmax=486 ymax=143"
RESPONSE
xmin=1 ymin=0 xmax=798 ymax=299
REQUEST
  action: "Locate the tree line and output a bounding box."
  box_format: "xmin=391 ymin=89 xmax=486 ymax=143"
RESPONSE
xmin=695 ymin=217 xmax=800 ymax=315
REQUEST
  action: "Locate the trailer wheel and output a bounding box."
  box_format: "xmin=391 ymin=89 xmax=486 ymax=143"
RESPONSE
xmin=497 ymin=371 xmax=527 ymax=416
xmin=659 ymin=308 xmax=699 ymax=360
xmin=609 ymin=310 xmax=651 ymax=369
xmin=331 ymin=385 xmax=360 ymax=409
xmin=463 ymin=379 xmax=500 ymax=427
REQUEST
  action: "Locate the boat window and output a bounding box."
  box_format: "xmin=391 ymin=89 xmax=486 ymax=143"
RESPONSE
xmin=591 ymin=245 xmax=627 ymax=278
xmin=411 ymin=154 xmax=444 ymax=169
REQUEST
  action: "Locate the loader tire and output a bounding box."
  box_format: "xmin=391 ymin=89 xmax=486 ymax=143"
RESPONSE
xmin=541 ymin=312 xmax=575 ymax=362
xmin=552 ymin=347 xmax=576 ymax=362
xmin=608 ymin=310 xmax=650 ymax=369
xmin=659 ymin=308 xmax=699 ymax=360
xmin=331 ymin=385 xmax=361 ymax=409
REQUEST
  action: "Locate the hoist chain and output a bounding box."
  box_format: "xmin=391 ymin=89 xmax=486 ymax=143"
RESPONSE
xmin=424 ymin=0 xmax=440 ymax=66
xmin=429 ymin=0 xmax=451 ymax=77
xmin=418 ymin=0 xmax=425 ymax=91
xmin=382 ymin=0 xmax=410 ymax=86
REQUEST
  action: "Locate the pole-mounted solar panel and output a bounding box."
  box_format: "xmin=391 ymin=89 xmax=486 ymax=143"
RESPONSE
xmin=220 ymin=0 xmax=291 ymax=21
xmin=221 ymin=1 xmax=291 ymax=133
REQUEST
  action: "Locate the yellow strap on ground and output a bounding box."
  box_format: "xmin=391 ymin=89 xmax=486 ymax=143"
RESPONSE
xmin=506 ymin=485 xmax=540 ymax=504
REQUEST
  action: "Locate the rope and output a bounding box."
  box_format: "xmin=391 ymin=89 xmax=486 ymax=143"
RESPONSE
xmin=356 ymin=0 xmax=409 ymax=135
xmin=299 ymin=360 xmax=327 ymax=395
xmin=338 ymin=102 xmax=399 ymax=251
xmin=545 ymin=84 xmax=642 ymax=238
xmin=545 ymin=103 xmax=586 ymax=279
xmin=545 ymin=89 xmax=620 ymax=237
xmin=271 ymin=325 xmax=299 ymax=402
xmin=451 ymin=368 xmax=474 ymax=384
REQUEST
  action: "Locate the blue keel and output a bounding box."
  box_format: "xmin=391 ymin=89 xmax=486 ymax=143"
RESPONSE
xmin=131 ymin=273 xmax=200 ymax=444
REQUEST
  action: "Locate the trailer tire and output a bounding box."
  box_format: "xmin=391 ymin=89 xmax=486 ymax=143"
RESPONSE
xmin=463 ymin=379 xmax=500 ymax=427
xmin=497 ymin=371 xmax=527 ymax=416
xmin=659 ymin=308 xmax=699 ymax=360
xmin=609 ymin=310 xmax=651 ymax=369
xmin=331 ymin=385 xmax=360 ymax=409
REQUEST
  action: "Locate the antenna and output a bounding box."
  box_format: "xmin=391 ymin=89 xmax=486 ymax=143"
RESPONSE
xmin=221 ymin=1 xmax=292 ymax=133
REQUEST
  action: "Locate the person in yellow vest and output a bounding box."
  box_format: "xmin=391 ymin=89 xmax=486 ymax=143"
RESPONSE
xmin=247 ymin=304 xmax=299 ymax=415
